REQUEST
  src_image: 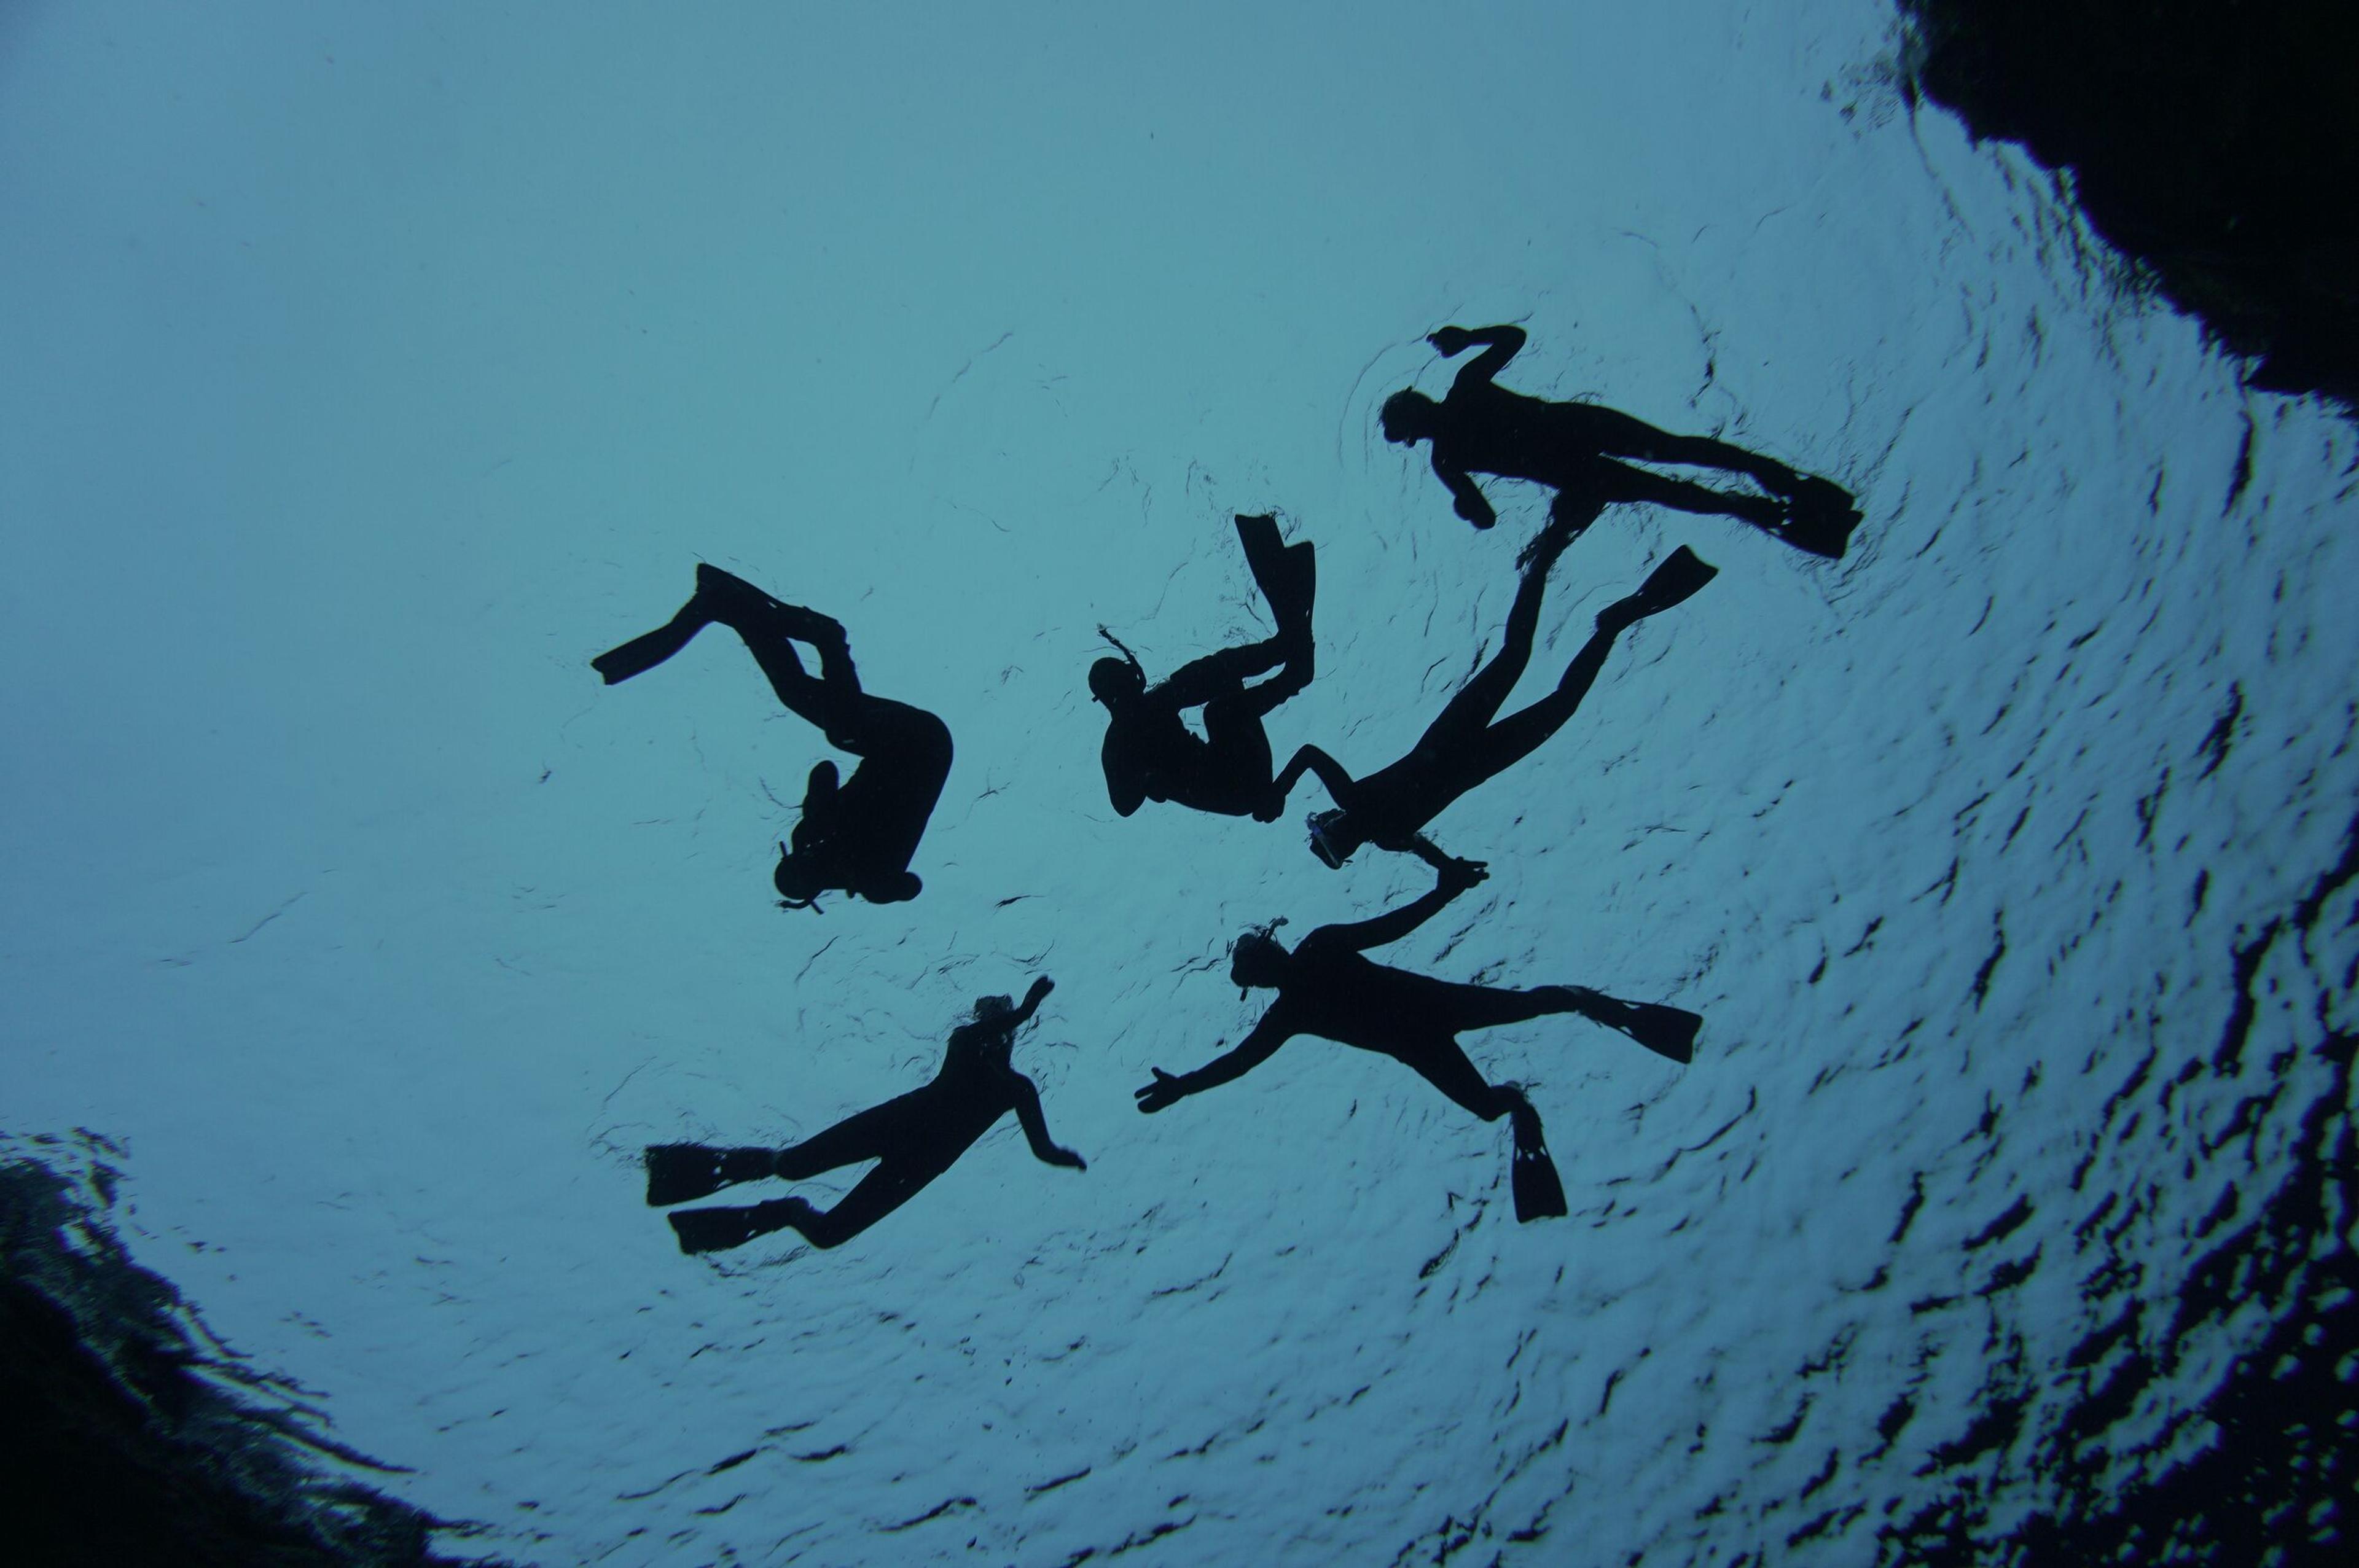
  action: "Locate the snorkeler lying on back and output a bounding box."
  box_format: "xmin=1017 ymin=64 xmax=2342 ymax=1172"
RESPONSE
xmin=1135 ymin=857 xmax=1699 ymax=1220
xmin=1382 ymin=323 xmax=1861 ymax=560
xmin=1262 ymin=517 xmax=1716 ymax=868
xmin=648 ymin=975 xmax=1084 ymax=1254
xmin=593 ymin=564 xmax=952 ymax=908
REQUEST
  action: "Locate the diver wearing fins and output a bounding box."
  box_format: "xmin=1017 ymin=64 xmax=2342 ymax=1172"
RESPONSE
xmin=649 ymin=976 xmax=1084 ymax=1254
xmin=1135 ymin=858 xmax=1699 ymax=1221
xmin=1382 ymin=323 xmax=1861 ymax=560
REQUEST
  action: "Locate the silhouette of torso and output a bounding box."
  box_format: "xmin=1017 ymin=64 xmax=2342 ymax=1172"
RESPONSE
xmin=1436 ymin=381 xmax=1614 ymax=491
xmin=1103 ymin=694 xmax=1261 ymax=815
xmin=875 ymin=1018 xmax=1027 ymax=1165
xmin=1265 ymin=935 xmax=1493 ymax=1051
xmin=800 ymin=701 xmax=953 ymax=880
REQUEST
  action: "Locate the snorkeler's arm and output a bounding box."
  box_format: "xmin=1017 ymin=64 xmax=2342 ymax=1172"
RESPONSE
xmin=1312 ymin=858 xmax=1488 ymax=953
xmin=1432 ymin=324 xmax=1526 ymax=386
xmin=1271 ymin=744 xmax=1357 ymax=808
xmin=1136 ymin=1017 xmax=1289 ymax=1112
xmin=1402 ymin=834 xmax=1464 ymax=873
xmin=1102 ymin=732 xmax=1146 ymax=817
xmin=1011 ymin=975 xmax=1054 ymax=1026
xmin=1011 ymin=1076 xmax=1086 ymax=1169
xmin=801 ymin=759 xmax=841 ymax=826
xmin=1433 ymin=459 xmax=1496 ymax=528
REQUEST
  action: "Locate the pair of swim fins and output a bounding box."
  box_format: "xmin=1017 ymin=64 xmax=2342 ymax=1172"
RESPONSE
xmin=591 ymin=564 xmax=810 ymax=685
xmin=647 ymin=1144 xmax=808 ymax=1255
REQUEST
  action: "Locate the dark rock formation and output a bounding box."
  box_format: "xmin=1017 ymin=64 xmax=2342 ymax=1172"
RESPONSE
xmin=1898 ymin=1 xmax=2359 ymax=411
xmin=0 ymin=1133 xmax=503 ymax=1567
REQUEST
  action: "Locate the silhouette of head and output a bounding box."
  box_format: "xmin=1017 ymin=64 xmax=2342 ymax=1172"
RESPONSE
xmin=973 ymin=994 xmax=1015 ymax=1021
xmin=1307 ymin=808 xmax=1363 ymax=870
xmin=1089 ymin=656 xmax=1144 ymax=706
xmin=1229 ymin=928 xmax=1291 ymax=991
xmin=1380 ymin=389 xmax=1439 ymax=445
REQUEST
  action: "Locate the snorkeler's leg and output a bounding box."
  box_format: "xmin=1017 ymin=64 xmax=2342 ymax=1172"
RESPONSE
xmin=1395 ymin=1037 xmax=1567 ymax=1221
xmin=1562 ymin=403 xmax=1799 ymax=491
xmin=1467 ymin=550 xmax=1707 ymax=783
xmin=1516 ymin=486 xmax=1609 ymax=569
xmin=1395 ymin=1037 xmax=1527 ymax=1123
xmin=1598 ymin=465 xmax=1785 ymax=531
xmin=773 ymin=1099 xmax=912 ymax=1181
xmin=705 ymin=596 xmax=880 ymax=741
xmin=1198 ymin=696 xmax=1277 ymax=804
xmin=1418 ymin=531 xmax=1568 ymax=753
xmin=789 ymin=1159 xmax=946 ymax=1249
xmin=1270 ymin=744 xmax=1358 ymax=810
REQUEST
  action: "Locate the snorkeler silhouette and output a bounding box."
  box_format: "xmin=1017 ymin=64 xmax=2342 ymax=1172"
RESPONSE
xmin=1263 ymin=518 xmax=1716 ymax=868
xmin=593 ymin=564 xmax=952 ymax=908
xmin=1135 ymin=857 xmax=1699 ymax=1220
xmin=1092 ymin=513 xmax=1317 ymax=818
xmin=649 ymin=976 xmax=1084 ymax=1254
xmin=1381 ymin=324 xmax=1861 ymax=560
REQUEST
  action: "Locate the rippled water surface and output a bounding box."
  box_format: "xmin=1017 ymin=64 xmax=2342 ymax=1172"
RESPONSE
xmin=4 ymin=3 xmax=2353 ymax=1563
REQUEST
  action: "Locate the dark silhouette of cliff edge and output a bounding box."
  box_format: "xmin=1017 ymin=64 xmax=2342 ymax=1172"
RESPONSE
xmin=1 ymin=1138 xmax=503 ymax=1567
xmin=1899 ymin=0 xmax=2359 ymax=412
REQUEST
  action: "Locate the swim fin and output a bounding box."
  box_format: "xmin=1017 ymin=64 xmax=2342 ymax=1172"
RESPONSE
xmin=645 ymin=1144 xmax=780 ymax=1207
xmin=1624 ymin=545 xmax=1718 ymax=619
xmin=1774 ymin=478 xmax=1861 ymax=560
xmin=593 ymin=614 xmax=708 ymax=685
xmin=1235 ymin=513 xmax=1317 ymax=643
xmin=1566 ymin=988 xmax=1700 ymax=1064
xmin=668 ymin=1199 xmax=799 ymax=1255
xmin=1511 ymin=1139 xmax=1569 ymax=1222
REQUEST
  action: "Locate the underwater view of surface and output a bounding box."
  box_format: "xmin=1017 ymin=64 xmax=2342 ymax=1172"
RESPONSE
xmin=5 ymin=2 xmax=2354 ymax=1564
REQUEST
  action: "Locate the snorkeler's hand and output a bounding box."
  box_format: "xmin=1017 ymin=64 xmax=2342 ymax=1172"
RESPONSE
xmin=1452 ymin=491 xmax=1496 ymax=527
xmin=1026 ymin=975 xmax=1055 ymax=1005
xmin=1135 ymin=1069 xmax=1187 ymax=1114
xmin=1251 ymin=790 xmax=1286 ymax=824
xmin=1428 ymin=326 xmax=1474 ymax=357
xmin=1439 ymin=856 xmax=1490 ymax=891
xmin=1050 ymin=1146 xmax=1087 ymax=1171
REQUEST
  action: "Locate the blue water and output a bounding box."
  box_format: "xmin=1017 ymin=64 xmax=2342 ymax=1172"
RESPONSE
xmin=4 ymin=4 xmax=2353 ymax=1563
